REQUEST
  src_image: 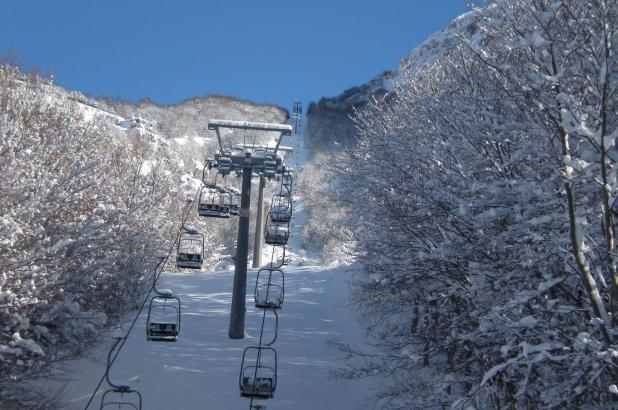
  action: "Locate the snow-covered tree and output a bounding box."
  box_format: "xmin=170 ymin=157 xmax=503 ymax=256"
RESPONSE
xmin=327 ymin=1 xmax=618 ymax=408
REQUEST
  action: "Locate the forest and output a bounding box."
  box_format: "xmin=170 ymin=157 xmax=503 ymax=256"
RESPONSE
xmin=302 ymin=0 xmax=618 ymax=408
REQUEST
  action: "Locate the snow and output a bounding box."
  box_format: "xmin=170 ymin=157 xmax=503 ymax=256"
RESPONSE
xmin=55 ymin=272 xmax=367 ymax=409
xmin=140 ymin=159 xmax=156 ymax=176
xmin=0 ymin=344 xmax=22 ymax=355
xmin=173 ymin=136 xmax=209 ymax=146
xmin=173 ymin=136 xmax=188 ymax=145
xmin=481 ymin=361 xmax=509 ymax=386
xmin=12 ymin=332 xmax=44 ymax=356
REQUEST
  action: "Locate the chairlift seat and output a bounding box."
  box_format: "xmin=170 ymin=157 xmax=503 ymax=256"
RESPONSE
xmin=265 ymin=226 xmax=289 ymax=245
xmin=255 ymin=269 xmax=284 ymax=309
xmin=176 ymin=252 xmax=203 ymax=269
xmin=255 ymin=288 xmax=283 ymax=309
xmin=198 ymin=203 xmax=230 ymax=218
xmin=270 ymin=205 xmax=292 ymax=222
xmin=147 ymin=322 xmax=178 ymax=341
xmin=146 ymin=294 xmax=181 ymax=342
xmin=240 ymin=376 xmax=274 ymax=398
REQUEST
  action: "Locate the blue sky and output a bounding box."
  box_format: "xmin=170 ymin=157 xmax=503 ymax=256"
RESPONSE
xmin=0 ymin=1 xmax=467 ymax=109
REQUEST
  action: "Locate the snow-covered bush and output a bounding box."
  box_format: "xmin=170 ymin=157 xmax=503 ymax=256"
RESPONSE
xmin=0 ymin=65 xmax=188 ymax=406
xmin=328 ymin=1 xmax=618 ymax=408
xmin=298 ymin=153 xmax=355 ymax=265
xmin=0 ymin=63 xmax=289 ymax=407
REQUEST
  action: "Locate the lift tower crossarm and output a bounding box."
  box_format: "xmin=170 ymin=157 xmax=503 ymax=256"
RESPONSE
xmin=208 ymin=119 xmax=293 ymax=152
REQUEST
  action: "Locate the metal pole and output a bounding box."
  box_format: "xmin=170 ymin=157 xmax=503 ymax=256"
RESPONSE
xmin=252 ymin=176 xmax=266 ymax=268
xmin=229 ymin=163 xmax=253 ymax=339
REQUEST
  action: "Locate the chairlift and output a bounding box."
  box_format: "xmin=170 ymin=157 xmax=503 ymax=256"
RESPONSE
xmin=270 ymin=195 xmax=292 ymax=223
xmin=255 ymin=268 xmax=284 ymax=310
xmin=264 ymin=217 xmax=289 ymax=246
xmin=146 ymin=289 xmax=181 ymax=342
xmin=198 ymin=185 xmax=230 ymax=218
xmin=239 ymin=346 xmax=277 ymax=399
xmin=146 ymin=262 xmax=181 ymax=342
xmin=100 ymin=338 xmax=143 ymax=409
xmin=176 ymin=231 xmax=204 ymax=270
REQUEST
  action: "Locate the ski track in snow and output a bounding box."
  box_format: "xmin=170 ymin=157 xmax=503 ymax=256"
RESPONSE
xmin=39 ymin=117 xmax=374 ymax=410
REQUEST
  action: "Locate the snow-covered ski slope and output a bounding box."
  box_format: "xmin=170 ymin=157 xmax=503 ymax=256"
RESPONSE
xmin=43 ymin=119 xmax=373 ymax=409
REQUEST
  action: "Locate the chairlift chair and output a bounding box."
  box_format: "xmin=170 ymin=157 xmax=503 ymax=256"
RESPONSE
xmin=100 ymin=387 xmax=142 ymax=409
xmin=255 ymin=268 xmax=285 ymax=309
xmin=270 ymin=195 xmax=292 ymax=223
xmin=146 ymin=289 xmax=181 ymax=342
xmin=198 ymin=185 xmax=230 ymax=218
xmin=100 ymin=338 xmax=143 ymax=409
xmin=176 ymin=233 xmax=204 ymax=270
xmin=239 ymin=346 xmax=277 ymax=399
xmin=264 ymin=217 xmax=289 ymax=246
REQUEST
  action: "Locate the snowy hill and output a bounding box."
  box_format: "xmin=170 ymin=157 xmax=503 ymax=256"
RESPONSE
xmin=305 ymin=12 xmax=478 ymax=151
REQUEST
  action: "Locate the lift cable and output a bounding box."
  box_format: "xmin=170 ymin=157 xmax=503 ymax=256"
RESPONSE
xmin=84 ymin=185 xmax=201 ymax=409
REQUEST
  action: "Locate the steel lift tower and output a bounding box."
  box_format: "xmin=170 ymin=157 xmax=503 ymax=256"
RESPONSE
xmin=292 ymin=100 xmax=302 ymax=135
xmin=208 ymin=119 xmax=293 ymax=339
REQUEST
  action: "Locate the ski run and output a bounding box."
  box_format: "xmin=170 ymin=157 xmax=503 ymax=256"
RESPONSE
xmin=33 ymin=124 xmax=374 ymax=410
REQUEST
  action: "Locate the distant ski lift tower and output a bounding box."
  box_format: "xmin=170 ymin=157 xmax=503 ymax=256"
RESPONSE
xmin=292 ymin=100 xmax=302 ymax=135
